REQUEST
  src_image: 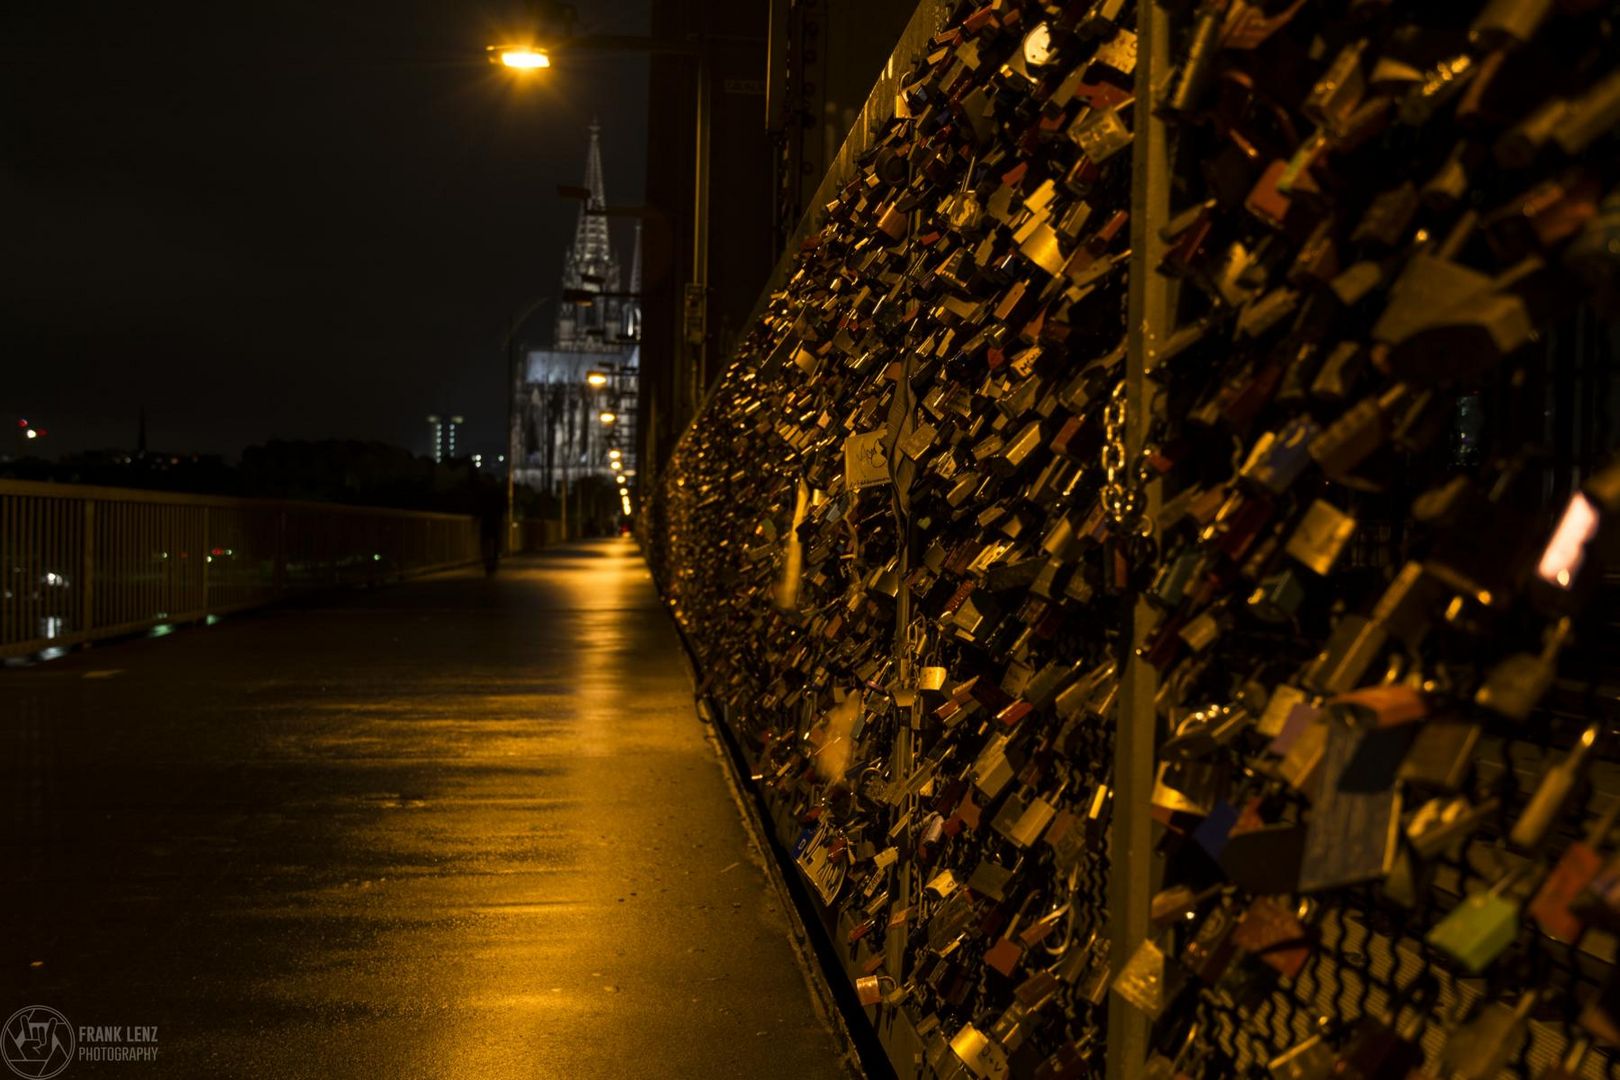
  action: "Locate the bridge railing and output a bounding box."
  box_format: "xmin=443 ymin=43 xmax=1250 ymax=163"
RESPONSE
xmin=0 ymin=479 xmax=482 ymax=658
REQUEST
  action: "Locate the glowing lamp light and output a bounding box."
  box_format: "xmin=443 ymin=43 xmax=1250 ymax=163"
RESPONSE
xmin=608 ymin=448 xmax=622 ymax=460
xmin=586 ymin=372 xmax=609 ymax=387
xmin=494 ymin=47 xmax=551 ymax=69
xmin=599 ymin=411 xmax=617 ymax=425
xmin=24 ymin=429 xmax=38 ymax=440
xmin=611 ymin=460 xmax=623 ymax=471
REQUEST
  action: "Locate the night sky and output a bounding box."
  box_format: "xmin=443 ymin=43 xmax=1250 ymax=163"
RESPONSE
xmin=0 ymin=1 xmax=649 ymax=460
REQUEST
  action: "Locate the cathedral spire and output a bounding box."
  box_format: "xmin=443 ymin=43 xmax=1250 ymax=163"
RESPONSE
xmin=584 ymin=117 xmax=606 ymax=207
xmin=556 ymin=121 xmax=623 ymax=351
xmin=568 ymin=120 xmax=615 ymax=275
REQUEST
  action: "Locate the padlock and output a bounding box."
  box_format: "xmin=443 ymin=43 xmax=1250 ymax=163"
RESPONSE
xmin=1439 ymin=991 xmax=1540 ymax=1079
xmin=1283 ymin=500 xmax=1358 ymax=575
xmin=1510 ymin=723 xmax=1603 ymax=850
xmin=1537 ymin=796 xmax=1620 ymax=941
xmin=1476 ymin=616 xmax=1573 ymax=721
xmin=1298 ymin=720 xmax=1400 ymax=892
xmin=1425 ymin=866 xmax=1528 ymax=974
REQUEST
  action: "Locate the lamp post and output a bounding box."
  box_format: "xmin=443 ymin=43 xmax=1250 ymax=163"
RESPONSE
xmin=502 ymin=294 xmax=553 ymax=554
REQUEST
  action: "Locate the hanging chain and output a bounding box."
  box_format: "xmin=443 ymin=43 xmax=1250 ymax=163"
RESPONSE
xmin=1101 ymin=382 xmax=1155 ymax=535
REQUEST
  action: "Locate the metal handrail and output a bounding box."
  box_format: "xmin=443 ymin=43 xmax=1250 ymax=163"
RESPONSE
xmin=0 ymin=479 xmax=485 ymax=659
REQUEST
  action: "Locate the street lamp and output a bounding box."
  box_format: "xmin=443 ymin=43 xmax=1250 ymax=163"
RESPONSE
xmin=586 ymin=371 xmax=609 ymax=387
xmin=599 ymin=411 xmax=616 ymax=425
xmin=489 ymin=46 xmax=550 ymax=69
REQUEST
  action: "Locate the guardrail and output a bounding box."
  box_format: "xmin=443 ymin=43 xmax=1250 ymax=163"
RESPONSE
xmin=0 ymin=479 xmax=482 ymax=658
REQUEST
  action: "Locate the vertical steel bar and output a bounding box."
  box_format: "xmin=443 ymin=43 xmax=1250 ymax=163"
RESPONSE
xmin=201 ymin=506 xmax=210 ymax=615
xmin=1106 ymin=1 xmax=1171 ymax=1078
xmin=2 ymin=493 xmax=10 ymax=646
xmin=81 ymin=500 xmax=94 ymax=639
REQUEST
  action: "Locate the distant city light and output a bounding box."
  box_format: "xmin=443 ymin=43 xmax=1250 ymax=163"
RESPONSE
xmin=599 ymin=411 xmax=616 ymax=425
xmin=586 ymin=372 xmax=609 ymax=387
xmin=611 ymin=460 xmax=622 ymax=472
xmin=608 ymin=449 xmax=622 ymax=460
xmin=24 ymin=429 xmax=37 ymax=440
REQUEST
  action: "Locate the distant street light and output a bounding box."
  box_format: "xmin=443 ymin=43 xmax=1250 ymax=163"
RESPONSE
xmin=599 ymin=411 xmax=616 ymax=425
xmin=490 ymin=46 xmax=550 ymax=69
xmin=586 ymin=371 xmax=609 ymax=387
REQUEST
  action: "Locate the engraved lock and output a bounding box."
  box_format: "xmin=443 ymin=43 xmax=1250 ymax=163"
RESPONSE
xmin=1425 ymin=865 xmax=1528 ymax=974
xmin=1111 ymin=937 xmax=1176 ymax=1019
xmin=949 ymin=1022 xmax=1010 ymax=1080
xmin=1297 ymin=720 xmax=1401 ymax=892
xmin=1284 ymin=500 xmax=1358 ymax=576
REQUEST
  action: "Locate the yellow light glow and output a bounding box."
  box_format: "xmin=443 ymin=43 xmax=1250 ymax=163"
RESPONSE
xmin=608 ymin=449 xmax=621 ymax=460
xmin=586 ymin=372 xmax=609 ymax=386
xmin=497 ymin=48 xmax=551 ymax=69
xmin=611 ymin=460 xmax=622 ymax=471
xmin=599 ymin=411 xmax=616 ymax=424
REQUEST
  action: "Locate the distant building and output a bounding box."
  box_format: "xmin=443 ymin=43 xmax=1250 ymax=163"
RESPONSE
xmin=426 ymin=414 xmax=464 ymax=463
xmin=515 ymin=122 xmax=641 ymax=499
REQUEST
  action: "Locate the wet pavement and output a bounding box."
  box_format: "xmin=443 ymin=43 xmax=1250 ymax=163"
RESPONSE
xmin=2 ymin=538 xmax=850 ymax=1079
